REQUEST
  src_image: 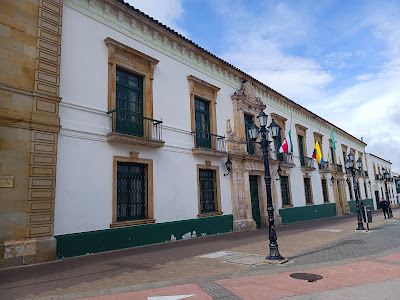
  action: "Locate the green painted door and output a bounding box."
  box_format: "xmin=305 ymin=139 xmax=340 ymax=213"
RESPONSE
xmin=244 ymin=114 xmax=255 ymax=155
xmin=298 ymin=135 xmax=305 ymax=166
xmin=116 ymin=68 xmax=143 ymax=136
xmin=194 ymin=97 xmax=211 ymax=149
xmin=249 ymin=175 xmax=261 ymax=228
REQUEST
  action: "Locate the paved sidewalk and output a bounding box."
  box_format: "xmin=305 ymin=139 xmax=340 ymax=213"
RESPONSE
xmin=1 ymin=209 xmax=399 ymax=300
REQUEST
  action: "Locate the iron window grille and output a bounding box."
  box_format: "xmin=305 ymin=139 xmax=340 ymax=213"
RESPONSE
xmin=280 ymin=175 xmax=291 ymax=206
xmin=322 ymin=179 xmax=329 ymax=202
xmin=117 ymin=162 xmax=147 ymax=222
xmin=304 ymin=177 xmax=312 ymax=204
xmin=199 ymin=169 xmax=218 ymax=213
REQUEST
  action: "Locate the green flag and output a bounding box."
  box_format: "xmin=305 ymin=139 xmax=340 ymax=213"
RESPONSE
xmin=331 ymin=127 xmax=336 ymax=151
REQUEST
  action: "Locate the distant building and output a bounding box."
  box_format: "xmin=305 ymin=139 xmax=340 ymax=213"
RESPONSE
xmin=365 ymin=153 xmax=397 ymax=209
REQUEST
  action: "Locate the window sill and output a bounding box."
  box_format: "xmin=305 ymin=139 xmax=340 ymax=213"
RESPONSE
xmin=323 ymin=201 xmax=330 ymax=204
xmin=301 ymin=166 xmax=316 ymax=171
xmin=305 ymin=202 xmax=314 ymax=206
xmin=110 ymin=219 xmax=156 ymax=228
xmin=279 ymin=161 xmax=295 ymax=168
xmin=197 ymin=211 xmax=223 ymax=218
xmin=319 ymin=168 xmax=330 ymax=173
xmin=282 ymin=204 xmax=293 ymax=208
xmin=107 ymin=132 xmax=165 ymax=148
xmin=192 ymin=148 xmax=227 ymax=157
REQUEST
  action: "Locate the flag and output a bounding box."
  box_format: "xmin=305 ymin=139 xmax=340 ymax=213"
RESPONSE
xmin=312 ymin=141 xmax=324 ymax=166
xmin=331 ymin=127 xmax=336 ymax=151
xmin=278 ymin=130 xmax=293 ymax=153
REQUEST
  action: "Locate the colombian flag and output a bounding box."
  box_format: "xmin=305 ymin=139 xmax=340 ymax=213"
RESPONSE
xmin=312 ymin=141 xmax=324 ymax=167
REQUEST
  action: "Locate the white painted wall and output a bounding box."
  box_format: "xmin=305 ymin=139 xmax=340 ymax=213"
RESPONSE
xmin=56 ymin=2 xmax=373 ymax=236
xmin=55 ymin=6 xmax=234 ymax=235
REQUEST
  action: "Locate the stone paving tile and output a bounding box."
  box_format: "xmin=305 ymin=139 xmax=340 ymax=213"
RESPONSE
xmin=4 ymin=209 xmax=400 ymax=300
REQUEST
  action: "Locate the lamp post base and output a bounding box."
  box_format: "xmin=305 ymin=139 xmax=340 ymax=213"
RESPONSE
xmin=265 ymin=246 xmax=287 ymax=263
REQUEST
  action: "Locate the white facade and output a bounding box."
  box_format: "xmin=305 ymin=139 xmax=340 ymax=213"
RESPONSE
xmin=55 ymin=0 xmax=376 ymax=237
xmin=365 ymin=153 xmax=397 ymax=209
xmin=55 ymin=4 xmax=236 ymax=235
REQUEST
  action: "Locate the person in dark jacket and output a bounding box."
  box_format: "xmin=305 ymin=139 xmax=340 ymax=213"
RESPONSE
xmin=360 ymin=201 xmax=366 ymax=222
xmin=380 ymin=198 xmax=389 ymax=219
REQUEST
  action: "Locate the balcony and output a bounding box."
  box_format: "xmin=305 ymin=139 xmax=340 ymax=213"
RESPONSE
xmin=301 ymin=156 xmax=316 ymax=171
xmin=329 ymin=163 xmax=344 ymax=173
xmin=319 ymin=161 xmax=330 ymax=173
xmin=192 ymin=131 xmax=227 ymax=157
xmin=278 ymin=152 xmax=295 ymax=168
xmin=107 ymin=110 xmax=164 ymax=148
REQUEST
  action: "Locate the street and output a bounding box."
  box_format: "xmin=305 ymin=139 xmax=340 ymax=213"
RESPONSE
xmin=1 ymin=209 xmax=400 ymax=300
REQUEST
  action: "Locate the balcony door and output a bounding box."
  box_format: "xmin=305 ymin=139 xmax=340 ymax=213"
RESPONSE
xmin=195 ymin=97 xmax=211 ymax=149
xmin=244 ymin=114 xmax=255 ymax=155
xmin=116 ymin=67 xmax=143 ymax=136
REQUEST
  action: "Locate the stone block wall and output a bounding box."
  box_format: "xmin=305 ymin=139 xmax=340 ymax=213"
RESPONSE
xmin=0 ymin=0 xmax=62 ymax=268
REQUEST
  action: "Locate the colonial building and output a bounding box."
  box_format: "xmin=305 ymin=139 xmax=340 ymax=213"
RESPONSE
xmin=365 ymin=153 xmax=397 ymax=209
xmin=0 ymin=0 xmax=394 ymax=267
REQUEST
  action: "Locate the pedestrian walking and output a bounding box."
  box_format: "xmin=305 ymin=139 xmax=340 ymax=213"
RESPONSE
xmin=380 ymin=198 xmax=389 ymax=219
xmin=360 ymin=201 xmax=366 ymax=222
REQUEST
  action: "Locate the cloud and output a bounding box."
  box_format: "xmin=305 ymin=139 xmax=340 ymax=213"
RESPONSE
xmin=212 ymin=1 xmax=332 ymax=103
xmin=210 ymin=0 xmax=400 ymax=171
xmin=124 ymin=0 xmax=188 ymax=37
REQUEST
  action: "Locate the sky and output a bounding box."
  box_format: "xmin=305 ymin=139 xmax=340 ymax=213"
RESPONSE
xmin=126 ymin=0 xmax=400 ymax=173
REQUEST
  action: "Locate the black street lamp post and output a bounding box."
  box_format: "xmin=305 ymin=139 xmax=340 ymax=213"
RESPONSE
xmin=382 ymin=168 xmax=394 ymax=219
xmin=248 ymin=111 xmax=286 ymax=262
xmin=345 ymin=153 xmax=366 ymax=230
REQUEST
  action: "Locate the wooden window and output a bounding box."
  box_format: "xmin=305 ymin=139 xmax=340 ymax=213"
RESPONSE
xmin=280 ymin=175 xmax=291 ymax=206
xmin=348 ymin=181 xmax=353 ymax=200
xmin=313 ymin=132 xmax=324 ymax=168
xmin=111 ymin=153 xmax=154 ymax=228
xmin=295 ymin=124 xmax=307 ymax=167
xmin=197 ymin=164 xmax=222 ymax=217
xmin=105 ymin=37 xmax=158 ymax=119
xmin=199 ymin=169 xmax=217 ymax=213
xmin=115 ymin=68 xmax=144 ymax=136
xmin=304 ymin=177 xmax=313 ymax=204
xmin=298 ymin=135 xmax=305 ymax=166
xmin=322 ymin=178 xmax=329 ymax=203
xmin=271 ymin=113 xmax=287 ymax=162
xmin=244 ymin=114 xmax=255 ymax=155
xmin=117 ymin=162 xmax=147 ymax=222
xmin=194 ymin=97 xmax=211 ymax=149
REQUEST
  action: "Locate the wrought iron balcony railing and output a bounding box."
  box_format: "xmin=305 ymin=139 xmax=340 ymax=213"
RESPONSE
xmin=278 ymin=152 xmax=294 ymax=164
xmin=301 ymin=157 xmax=315 ymax=169
xmin=107 ymin=109 xmax=163 ymax=141
xmin=329 ymin=163 xmax=343 ymax=173
xmin=319 ymin=161 xmax=330 ymax=171
xmin=192 ymin=131 xmax=226 ymax=152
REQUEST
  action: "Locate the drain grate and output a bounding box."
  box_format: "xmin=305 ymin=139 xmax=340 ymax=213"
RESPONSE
xmin=290 ymin=273 xmax=323 ymax=282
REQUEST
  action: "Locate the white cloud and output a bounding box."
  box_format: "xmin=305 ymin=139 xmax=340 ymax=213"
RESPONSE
xmin=124 ymin=0 xmax=188 ymax=37
xmin=210 ymin=1 xmax=400 ymax=171
xmin=214 ymin=2 xmax=332 ymax=103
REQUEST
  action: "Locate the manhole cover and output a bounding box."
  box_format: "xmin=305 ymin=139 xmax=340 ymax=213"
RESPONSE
xmin=290 ymin=273 xmax=323 ymax=282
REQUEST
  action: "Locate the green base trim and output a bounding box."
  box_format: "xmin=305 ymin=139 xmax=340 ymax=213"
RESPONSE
xmin=279 ymin=203 xmax=336 ymax=224
xmin=55 ymin=215 xmax=233 ymax=259
xmin=347 ymin=198 xmax=375 ymax=214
